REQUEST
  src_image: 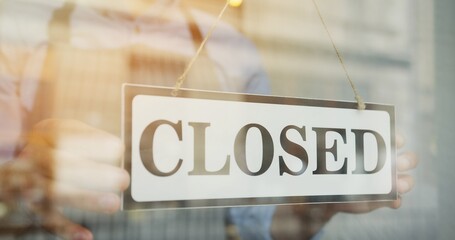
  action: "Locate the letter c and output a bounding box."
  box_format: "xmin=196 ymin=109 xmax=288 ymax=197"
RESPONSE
xmin=140 ymin=120 xmax=183 ymax=177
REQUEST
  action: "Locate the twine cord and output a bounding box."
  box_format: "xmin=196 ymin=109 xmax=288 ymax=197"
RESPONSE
xmin=172 ymin=0 xmax=366 ymax=111
xmin=311 ymin=0 xmax=366 ymax=110
xmin=171 ymin=0 xmax=231 ymax=97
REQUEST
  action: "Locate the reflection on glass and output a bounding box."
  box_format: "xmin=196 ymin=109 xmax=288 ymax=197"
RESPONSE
xmin=0 ymin=0 xmax=439 ymax=239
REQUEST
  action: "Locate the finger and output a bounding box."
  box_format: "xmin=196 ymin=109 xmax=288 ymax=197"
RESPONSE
xmin=330 ymin=198 xmax=401 ymax=214
xmin=14 ymin=172 xmax=123 ymax=214
xmin=39 ymin=209 xmax=93 ymax=240
xmin=53 ymin=152 xmax=130 ymax=192
xmin=330 ymin=201 xmax=387 ymax=213
xmin=14 ymin=175 xmax=121 ymax=214
xmin=397 ymin=174 xmax=414 ymax=194
xmin=21 ymin=144 xmax=130 ymax=193
xmin=33 ymin=119 xmax=124 ymax=165
xmin=396 ymin=132 xmax=406 ymax=149
xmin=397 ymin=151 xmax=418 ymax=172
xmin=390 ymin=197 xmax=402 ymax=209
xmin=53 ymin=182 xmax=122 ymax=214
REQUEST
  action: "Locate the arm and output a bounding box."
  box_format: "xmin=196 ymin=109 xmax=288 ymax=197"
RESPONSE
xmin=0 ymin=119 xmax=130 ymax=240
xmin=0 ymin=4 xmax=129 ymax=240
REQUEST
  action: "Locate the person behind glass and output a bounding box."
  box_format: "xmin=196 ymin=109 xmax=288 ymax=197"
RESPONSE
xmin=0 ymin=0 xmax=418 ymax=239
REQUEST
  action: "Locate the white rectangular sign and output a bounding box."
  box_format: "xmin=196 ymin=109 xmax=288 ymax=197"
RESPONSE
xmin=122 ymin=84 xmax=396 ymax=210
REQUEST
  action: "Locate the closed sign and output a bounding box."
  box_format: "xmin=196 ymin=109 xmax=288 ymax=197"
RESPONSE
xmin=122 ymin=84 xmax=396 ymax=210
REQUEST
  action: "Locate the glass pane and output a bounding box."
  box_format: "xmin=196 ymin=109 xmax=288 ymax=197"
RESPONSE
xmin=0 ymin=0 xmax=452 ymax=239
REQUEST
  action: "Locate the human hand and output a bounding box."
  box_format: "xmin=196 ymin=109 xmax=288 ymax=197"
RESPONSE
xmin=271 ymin=134 xmax=418 ymax=240
xmin=0 ymin=119 xmax=130 ymax=240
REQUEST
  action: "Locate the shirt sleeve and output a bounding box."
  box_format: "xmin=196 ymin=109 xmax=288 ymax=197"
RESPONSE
xmin=228 ymin=206 xmax=276 ymax=240
xmin=0 ymin=21 xmax=26 ymax=163
xmin=0 ymin=69 xmax=23 ymax=163
xmin=228 ymin=206 xmax=326 ymax=240
xmin=0 ymin=0 xmax=52 ymax=163
xmin=244 ymin=68 xmax=271 ymax=95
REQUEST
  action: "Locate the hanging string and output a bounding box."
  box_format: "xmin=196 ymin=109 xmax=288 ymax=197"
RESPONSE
xmin=172 ymin=0 xmax=367 ymax=110
xmin=171 ymin=0 xmax=231 ymax=97
xmin=311 ymin=0 xmax=366 ymax=110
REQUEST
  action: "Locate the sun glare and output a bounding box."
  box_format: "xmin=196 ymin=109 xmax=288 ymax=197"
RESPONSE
xmin=229 ymin=0 xmax=243 ymax=8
